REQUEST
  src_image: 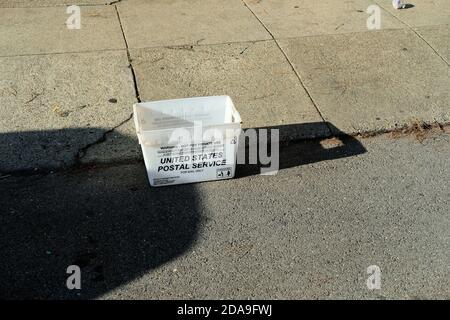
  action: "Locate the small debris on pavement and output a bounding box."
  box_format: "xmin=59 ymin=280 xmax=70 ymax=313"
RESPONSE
xmin=393 ymin=0 xmax=407 ymax=9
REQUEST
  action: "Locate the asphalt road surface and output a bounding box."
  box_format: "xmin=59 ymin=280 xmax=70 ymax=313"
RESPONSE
xmin=1 ymin=131 xmax=449 ymax=299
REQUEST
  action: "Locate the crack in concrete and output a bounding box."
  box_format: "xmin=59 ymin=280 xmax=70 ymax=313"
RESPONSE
xmin=76 ymin=113 xmax=133 ymax=162
xmin=24 ymin=91 xmax=43 ymax=104
xmin=107 ymin=0 xmax=124 ymax=5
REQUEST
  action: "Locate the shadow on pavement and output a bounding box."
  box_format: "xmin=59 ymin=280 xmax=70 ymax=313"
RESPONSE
xmin=0 ymin=128 xmax=201 ymax=299
xmin=0 ymin=128 xmax=109 ymax=173
xmin=0 ymin=164 xmax=201 ymax=299
xmin=0 ymin=122 xmax=366 ymax=299
xmin=402 ymin=4 xmax=415 ymax=9
xmin=237 ymin=122 xmax=367 ymax=177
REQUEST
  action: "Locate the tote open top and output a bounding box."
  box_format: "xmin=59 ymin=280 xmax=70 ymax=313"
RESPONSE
xmin=133 ymin=95 xmax=242 ymax=133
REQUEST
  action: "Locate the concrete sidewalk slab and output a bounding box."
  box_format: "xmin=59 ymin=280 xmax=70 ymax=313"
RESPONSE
xmin=0 ymin=50 xmax=136 ymax=172
xmin=415 ymin=25 xmax=450 ymax=64
xmin=117 ymin=0 xmax=271 ymax=48
xmin=0 ymin=6 xmax=125 ymax=56
xmin=279 ymin=29 xmax=450 ymax=135
xmin=129 ymin=41 xmax=330 ymax=139
xmin=375 ymin=0 xmax=450 ymax=27
xmin=0 ymin=0 xmax=109 ymax=7
xmin=243 ymin=0 xmax=404 ymax=38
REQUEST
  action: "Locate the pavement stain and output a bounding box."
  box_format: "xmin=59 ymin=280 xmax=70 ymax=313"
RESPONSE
xmin=320 ymin=137 xmax=344 ymax=149
xmin=52 ymin=104 xmax=88 ymax=118
xmin=357 ymin=121 xmax=449 ymax=143
xmin=167 ymin=45 xmax=195 ymax=52
xmin=149 ymin=55 xmax=165 ymax=64
xmin=387 ymin=121 xmax=447 ymax=142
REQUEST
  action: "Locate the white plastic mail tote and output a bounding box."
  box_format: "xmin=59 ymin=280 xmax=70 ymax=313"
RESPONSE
xmin=133 ymin=96 xmax=242 ymax=187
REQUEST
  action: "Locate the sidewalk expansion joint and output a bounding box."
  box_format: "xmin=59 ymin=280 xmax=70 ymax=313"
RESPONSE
xmin=1 ymin=0 xmax=126 ymax=8
xmin=0 ymin=48 xmax=126 ymax=59
xmin=71 ymin=4 xmax=139 ymax=169
xmin=114 ymin=4 xmax=141 ymax=103
xmin=240 ymin=0 xmax=332 ymax=137
xmin=408 ymin=28 xmax=450 ymax=67
xmin=375 ymin=0 xmax=450 ymax=68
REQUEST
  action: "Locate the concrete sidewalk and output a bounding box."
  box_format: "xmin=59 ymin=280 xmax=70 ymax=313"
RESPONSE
xmin=1 ymin=0 xmax=449 ymax=172
xmin=1 ymin=0 xmax=449 ymax=301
